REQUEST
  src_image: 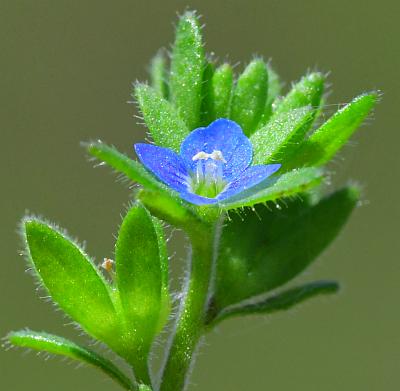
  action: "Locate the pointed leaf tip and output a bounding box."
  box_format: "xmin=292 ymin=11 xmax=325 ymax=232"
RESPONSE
xmin=86 ymin=141 xmax=166 ymax=191
xmin=285 ymin=92 xmax=378 ymax=169
xmin=7 ymin=330 xmax=134 ymax=390
xmin=274 ymin=72 xmax=325 ymax=115
xmin=208 ymin=280 xmax=339 ymax=327
xmin=231 ymin=59 xmax=269 ymax=135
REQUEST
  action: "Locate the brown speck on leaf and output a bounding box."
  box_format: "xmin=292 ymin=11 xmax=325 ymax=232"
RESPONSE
xmin=101 ymin=258 xmax=114 ymax=273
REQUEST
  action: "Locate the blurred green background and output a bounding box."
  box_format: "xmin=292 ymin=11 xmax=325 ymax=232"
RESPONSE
xmin=1 ymin=0 xmax=398 ymax=390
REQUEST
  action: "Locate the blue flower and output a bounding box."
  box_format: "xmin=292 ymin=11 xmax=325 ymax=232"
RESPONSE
xmin=135 ymin=119 xmax=281 ymax=205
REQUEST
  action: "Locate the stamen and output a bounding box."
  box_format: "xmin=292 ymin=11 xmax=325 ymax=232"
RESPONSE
xmin=192 ymin=151 xmax=210 ymax=161
xmin=192 ymin=150 xmax=227 ymax=163
xmin=210 ymin=150 xmax=227 ymax=163
xmin=195 ymin=160 xmax=204 ymax=183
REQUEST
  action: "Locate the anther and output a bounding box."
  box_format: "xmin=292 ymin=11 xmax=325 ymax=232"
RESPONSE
xmin=192 ymin=150 xmax=227 ymax=163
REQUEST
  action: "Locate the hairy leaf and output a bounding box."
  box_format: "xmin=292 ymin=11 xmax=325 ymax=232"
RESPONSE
xmin=138 ymin=189 xmax=203 ymax=230
xmin=23 ymin=219 xmax=118 ymax=342
xmin=7 ymin=330 xmax=134 ymax=390
xmin=150 ymin=50 xmax=169 ymax=98
xmin=251 ymin=107 xmax=314 ymax=165
xmin=135 ymin=83 xmax=189 ymax=151
xmin=208 ymin=281 xmax=339 ymax=327
xmin=215 ymin=186 xmax=359 ymax=309
xmin=153 ymin=218 xmax=171 ymax=332
xmin=86 ymin=141 xmax=166 ymax=191
xmin=220 ymin=167 xmax=323 ymax=210
xmin=211 ymin=63 xmax=234 ymax=119
xmin=230 ymin=59 xmax=268 ymax=135
xmin=274 ymin=72 xmax=325 ymax=115
xmin=169 ymin=11 xmax=205 ymax=130
xmin=115 ymin=204 xmax=164 ymax=345
xmin=285 ymin=92 xmax=378 ymax=169
xmin=258 ymin=64 xmax=282 ymax=126
xmin=200 ymin=60 xmax=216 ymax=126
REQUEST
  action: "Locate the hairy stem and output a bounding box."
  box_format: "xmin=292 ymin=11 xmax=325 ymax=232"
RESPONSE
xmin=159 ymin=219 xmax=220 ymax=391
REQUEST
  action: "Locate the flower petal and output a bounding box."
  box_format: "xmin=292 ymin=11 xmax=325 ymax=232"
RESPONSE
xmin=180 ymin=118 xmax=252 ymax=181
xmin=134 ymin=143 xmax=189 ymax=193
xmin=179 ymin=191 xmax=219 ymax=205
xmin=217 ymin=164 xmax=281 ymax=201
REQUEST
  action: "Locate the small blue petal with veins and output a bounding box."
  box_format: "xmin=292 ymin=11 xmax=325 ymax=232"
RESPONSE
xmin=135 ymin=119 xmax=281 ymax=205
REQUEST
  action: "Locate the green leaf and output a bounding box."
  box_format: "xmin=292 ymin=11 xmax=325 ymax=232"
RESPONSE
xmin=285 ymin=92 xmax=378 ymax=169
xmin=250 ymin=107 xmax=315 ymax=165
xmin=214 ymin=186 xmax=359 ymax=309
xmin=207 ymin=281 xmax=339 ymax=327
xmin=6 ymin=330 xmax=135 ymax=390
xmin=153 ymin=218 xmax=171 ymax=332
xmin=258 ymin=64 xmax=282 ymax=127
xmin=150 ymin=50 xmax=169 ymax=99
xmin=199 ymin=60 xmax=216 ymax=126
xmin=169 ymin=11 xmax=205 ymax=130
xmin=135 ymin=83 xmax=189 ymax=152
xmin=274 ymin=72 xmax=325 ymax=115
xmin=220 ymin=167 xmax=323 ymax=210
xmin=115 ymin=203 xmax=165 ymax=376
xmin=266 ymin=64 xmax=282 ymax=103
xmin=211 ymin=63 xmax=234 ymax=119
xmin=23 ymin=219 xmax=118 ymax=343
xmin=230 ymin=59 xmax=268 ymax=135
xmin=85 ymin=141 xmax=166 ymax=191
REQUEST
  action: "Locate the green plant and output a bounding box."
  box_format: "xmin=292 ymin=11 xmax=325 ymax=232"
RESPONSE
xmin=4 ymin=10 xmax=377 ymax=391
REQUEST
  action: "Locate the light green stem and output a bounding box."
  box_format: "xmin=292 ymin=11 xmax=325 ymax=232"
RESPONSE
xmin=159 ymin=220 xmax=219 ymax=391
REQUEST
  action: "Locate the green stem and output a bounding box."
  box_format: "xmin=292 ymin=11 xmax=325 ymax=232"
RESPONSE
xmin=159 ymin=219 xmax=220 ymax=391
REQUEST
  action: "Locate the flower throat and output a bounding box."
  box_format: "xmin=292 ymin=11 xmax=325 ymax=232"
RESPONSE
xmin=189 ymin=150 xmax=227 ymax=198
